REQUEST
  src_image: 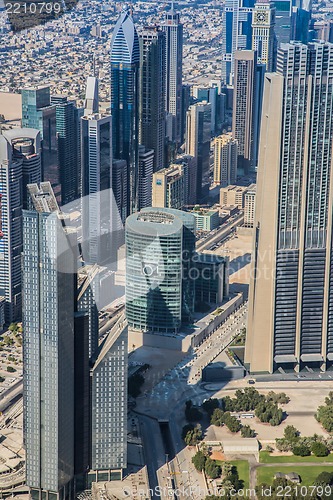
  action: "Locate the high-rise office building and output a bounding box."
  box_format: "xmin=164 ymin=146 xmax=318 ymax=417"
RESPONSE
xmin=89 ymin=315 xmax=128 ymax=482
xmin=0 ymin=129 xmax=41 ymax=324
xmin=290 ymin=1 xmax=311 ymax=44
xmin=274 ymin=0 xmax=291 ymax=46
xmin=162 ymin=4 xmax=183 ymax=144
xmin=111 ymin=6 xmax=140 ymax=215
xmin=139 ymin=26 xmax=166 ymax=172
xmin=244 ymin=183 xmax=256 ymax=228
xmin=245 ymin=41 xmax=333 ymax=374
xmin=138 ymin=145 xmax=154 ymax=210
xmin=173 ymin=154 xmax=197 ymax=205
xmin=232 ymin=50 xmax=263 ymax=172
xmin=252 ymin=0 xmax=277 ymax=72
xmin=152 ymin=163 xmax=187 ymax=209
xmin=213 ymin=134 xmax=238 ymax=187
xmin=112 ymin=159 xmax=128 ymax=227
xmin=21 ymin=86 xmax=59 ymax=200
xmin=185 ymin=102 xmax=211 ymax=201
xmin=81 ymin=113 xmax=113 ymax=265
xmin=23 ymin=182 xmax=76 ymax=500
xmin=221 ymin=0 xmax=255 ymax=85
xmin=51 ymin=96 xmax=81 ymax=205
xmin=126 ymin=208 xmax=196 ymax=333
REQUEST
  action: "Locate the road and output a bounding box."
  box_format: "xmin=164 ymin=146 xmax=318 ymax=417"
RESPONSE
xmin=0 ymin=378 xmax=23 ymax=413
xmin=196 ymin=213 xmax=244 ymax=252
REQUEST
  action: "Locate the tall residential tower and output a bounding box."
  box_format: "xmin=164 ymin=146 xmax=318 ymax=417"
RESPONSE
xmin=245 ymin=41 xmax=333 ymax=373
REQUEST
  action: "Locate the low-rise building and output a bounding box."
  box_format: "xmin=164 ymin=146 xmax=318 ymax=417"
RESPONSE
xmin=244 ymin=183 xmax=256 ymax=228
xmin=220 ymin=184 xmax=248 ymax=209
xmin=191 ymin=207 xmax=219 ymax=232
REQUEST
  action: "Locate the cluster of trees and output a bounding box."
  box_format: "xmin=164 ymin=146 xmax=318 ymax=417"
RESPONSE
xmin=220 ymin=388 xmax=286 ymax=426
xmin=316 ymin=392 xmax=333 ymax=433
xmin=211 ymin=409 xmax=242 ymax=433
xmin=192 ymin=451 xmax=243 ymax=496
xmin=276 ymin=426 xmax=332 ymax=457
xmin=182 ymin=423 xmax=203 ymax=446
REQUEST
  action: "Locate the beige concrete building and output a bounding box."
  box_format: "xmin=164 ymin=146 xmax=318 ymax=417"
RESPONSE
xmin=220 ymin=185 xmax=248 ymax=209
xmin=245 ymin=42 xmax=333 ymax=374
xmin=213 ymin=134 xmax=238 ymax=187
xmin=152 ymin=163 xmax=186 ymax=209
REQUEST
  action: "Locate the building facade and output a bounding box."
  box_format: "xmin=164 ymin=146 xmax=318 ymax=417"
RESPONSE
xmin=111 ymin=6 xmax=140 ymax=215
xmin=138 ymin=145 xmax=154 ymax=210
xmin=81 ymin=114 xmax=113 ymax=265
xmin=162 ymin=5 xmax=183 ymax=143
xmin=252 ymin=0 xmax=277 ymax=72
xmin=23 ymin=183 xmax=76 ymax=500
xmin=245 ymin=42 xmax=333 ymax=373
xmin=139 ymin=27 xmax=166 ymax=172
xmin=221 ymin=0 xmax=255 ymax=85
xmin=152 ymin=163 xmax=187 ymax=209
xmin=185 ymin=102 xmax=211 ymax=201
xmin=214 ymin=134 xmax=238 ymax=187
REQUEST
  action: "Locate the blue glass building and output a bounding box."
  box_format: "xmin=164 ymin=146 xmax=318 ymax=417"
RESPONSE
xmin=111 ymin=6 xmax=140 ymax=215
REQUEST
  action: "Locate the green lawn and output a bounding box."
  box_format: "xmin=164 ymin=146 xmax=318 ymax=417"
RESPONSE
xmin=257 ymin=465 xmax=333 ymax=486
xmin=260 ymin=451 xmax=333 ymax=463
xmin=217 ymin=460 xmax=250 ymax=489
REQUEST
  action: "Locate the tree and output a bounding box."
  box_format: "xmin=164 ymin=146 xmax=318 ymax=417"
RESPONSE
xmin=312 ymin=441 xmax=329 ymax=457
xmin=182 ymin=424 xmax=194 ymax=440
xmin=8 ymin=323 xmax=18 ymax=332
xmin=284 ymin=425 xmax=300 ymax=441
xmin=292 ymin=444 xmax=311 ymax=456
xmin=0 ymin=376 xmax=4 ymax=383
xmin=223 ymin=412 xmax=241 ymax=433
xmin=315 ymin=471 xmax=333 ymax=486
xmin=255 ymin=401 xmax=283 ymax=426
xmin=222 ymin=462 xmax=233 ymax=477
xmin=325 ymin=392 xmax=333 ymax=406
xmin=316 ymin=403 xmax=333 ymax=433
xmin=241 ymin=425 xmax=255 ymax=438
xmin=211 ymin=408 xmax=225 ymax=426
xmin=202 ymin=398 xmax=219 ymax=417
xmin=184 ymin=424 xmax=203 ymax=446
xmin=205 ymin=457 xmax=221 ymax=479
xmin=267 ymin=391 xmax=290 ymax=404
xmin=6 ymin=366 xmax=16 ymax=372
xmin=192 ymin=450 xmax=206 ymax=472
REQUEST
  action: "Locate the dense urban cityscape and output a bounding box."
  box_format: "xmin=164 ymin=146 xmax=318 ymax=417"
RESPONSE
xmin=1 ymin=0 xmax=333 ymax=498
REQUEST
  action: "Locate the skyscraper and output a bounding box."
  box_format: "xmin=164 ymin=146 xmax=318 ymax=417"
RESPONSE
xmin=23 ymin=182 xmax=76 ymax=500
xmin=0 ymin=128 xmax=41 ymax=324
xmin=111 ymin=6 xmax=140 ymax=215
xmin=89 ymin=315 xmax=128 ymax=482
xmin=221 ymin=0 xmax=255 ymax=85
xmin=152 ymin=163 xmax=187 ymax=209
xmin=232 ymin=50 xmax=263 ymax=172
xmin=51 ymin=96 xmax=81 ymax=205
xmin=274 ymin=0 xmax=292 ymax=46
xmin=245 ymin=41 xmax=333 ymax=374
xmin=139 ymin=26 xmax=166 ymax=172
xmin=125 ymin=208 xmax=196 ymax=333
xmin=252 ymin=0 xmax=277 ymax=72
xmin=185 ymin=102 xmax=211 ymax=201
xmin=138 ymin=145 xmax=154 ymax=210
xmin=162 ymin=4 xmax=183 ymax=144
xmin=81 ymin=114 xmax=113 ymax=265
xmin=21 ymin=86 xmax=59 ymax=200
xmin=213 ymin=133 xmax=238 ymax=187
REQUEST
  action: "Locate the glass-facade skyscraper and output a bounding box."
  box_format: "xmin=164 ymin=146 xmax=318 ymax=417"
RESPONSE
xmin=23 ymin=182 xmax=76 ymax=500
xmin=162 ymin=5 xmax=183 ymax=144
xmin=221 ymin=0 xmax=255 ymax=85
xmin=111 ymin=6 xmax=140 ymax=215
xmin=245 ymin=41 xmax=333 ymax=374
xmin=126 ymin=207 xmax=196 ymax=334
xmin=139 ymin=26 xmax=166 ymax=172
